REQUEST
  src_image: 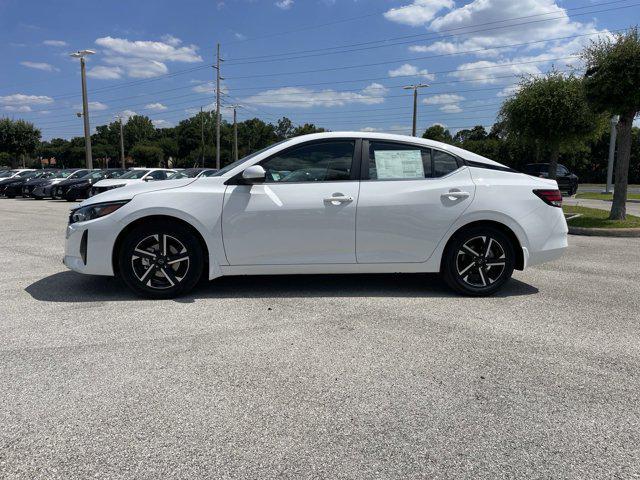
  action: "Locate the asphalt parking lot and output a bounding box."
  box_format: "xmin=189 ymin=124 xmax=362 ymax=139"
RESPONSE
xmin=1 ymin=198 xmax=639 ymax=479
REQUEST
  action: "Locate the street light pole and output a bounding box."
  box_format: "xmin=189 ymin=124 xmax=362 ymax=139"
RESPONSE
xmin=214 ymin=43 xmax=224 ymax=170
xmin=604 ymin=115 xmax=619 ymax=194
xmin=402 ymin=83 xmax=430 ymax=136
xmin=70 ymin=50 xmax=95 ymax=169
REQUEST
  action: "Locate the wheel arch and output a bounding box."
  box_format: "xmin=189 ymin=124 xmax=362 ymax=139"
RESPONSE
xmin=112 ymin=214 xmax=211 ymax=277
xmin=440 ymin=220 xmax=525 ymax=272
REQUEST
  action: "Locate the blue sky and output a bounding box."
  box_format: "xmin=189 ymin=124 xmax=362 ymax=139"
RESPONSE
xmin=0 ymin=0 xmax=637 ymax=140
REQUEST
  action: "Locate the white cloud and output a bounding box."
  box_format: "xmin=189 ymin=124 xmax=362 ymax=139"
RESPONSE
xmin=423 ymin=94 xmax=465 ymax=105
xmin=146 ymin=102 xmax=168 ymax=111
xmin=0 ymin=93 xmax=53 ymax=106
xmin=73 ymin=101 xmax=109 ymax=111
xmin=120 ymin=110 xmax=138 ymax=121
xmin=192 ymin=82 xmax=228 ymax=95
xmin=87 ymin=65 xmax=123 ymax=80
xmin=20 ymin=61 xmax=58 ymax=72
xmin=91 ymin=36 xmax=202 ymax=79
xmin=496 ymin=84 xmax=521 ymax=97
xmin=388 ymin=63 xmax=435 ymax=81
xmin=241 ymin=83 xmax=388 ymax=108
xmin=450 ymin=57 xmax=545 ymax=84
xmin=152 ymin=119 xmax=172 ymax=127
xmin=439 ymin=104 xmax=463 ymax=113
xmin=43 ymin=40 xmax=67 ymax=47
xmin=410 ymin=0 xmax=609 ymax=77
xmin=384 ymin=0 xmax=453 ymax=27
xmin=103 ymin=56 xmax=168 ymax=79
xmin=275 ymin=0 xmax=294 ymax=9
xmin=4 ymin=105 xmax=32 ymax=112
xmin=234 ymin=32 xmax=246 ymax=40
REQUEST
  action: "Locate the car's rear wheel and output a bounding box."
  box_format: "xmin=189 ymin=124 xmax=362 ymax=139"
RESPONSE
xmin=118 ymin=222 xmax=204 ymax=299
xmin=442 ymin=226 xmax=515 ymax=296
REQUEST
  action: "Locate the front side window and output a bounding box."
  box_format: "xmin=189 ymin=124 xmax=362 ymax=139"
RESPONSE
xmin=261 ymin=140 xmax=355 ymax=183
xmin=557 ymin=165 xmax=569 ymax=176
xmin=368 ymin=142 xmax=432 ymax=180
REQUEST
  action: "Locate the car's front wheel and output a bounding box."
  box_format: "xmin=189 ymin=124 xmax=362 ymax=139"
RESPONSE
xmin=442 ymin=226 xmax=515 ymax=296
xmin=118 ymin=221 xmax=204 ymax=299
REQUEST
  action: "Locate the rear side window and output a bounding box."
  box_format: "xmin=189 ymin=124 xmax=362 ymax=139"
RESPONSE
xmin=148 ymin=170 xmax=167 ymax=180
xmin=368 ymin=142 xmax=432 ymax=180
xmin=433 ymin=150 xmax=459 ymax=177
xmin=261 ymin=140 xmax=355 ymax=183
xmin=367 ymin=142 xmax=460 ymax=180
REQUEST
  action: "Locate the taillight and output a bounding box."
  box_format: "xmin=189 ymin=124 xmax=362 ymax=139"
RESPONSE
xmin=533 ymin=189 xmax=562 ymax=207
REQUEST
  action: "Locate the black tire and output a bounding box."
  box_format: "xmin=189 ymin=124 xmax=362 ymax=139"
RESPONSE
xmin=442 ymin=226 xmax=515 ymax=296
xmin=118 ymin=221 xmax=204 ymax=299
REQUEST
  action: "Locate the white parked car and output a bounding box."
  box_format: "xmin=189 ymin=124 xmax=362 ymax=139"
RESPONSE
xmin=90 ymin=168 xmax=176 ymax=196
xmin=64 ymin=132 xmax=567 ymax=298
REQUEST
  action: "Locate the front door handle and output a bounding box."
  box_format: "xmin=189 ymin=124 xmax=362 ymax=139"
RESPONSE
xmin=441 ymin=190 xmax=470 ymax=200
xmin=324 ymin=194 xmax=353 ymax=205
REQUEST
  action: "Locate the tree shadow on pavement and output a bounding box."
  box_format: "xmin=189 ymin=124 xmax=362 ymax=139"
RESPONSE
xmin=25 ymin=271 xmax=539 ymax=303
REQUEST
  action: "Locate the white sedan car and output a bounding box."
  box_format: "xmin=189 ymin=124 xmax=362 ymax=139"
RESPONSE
xmin=64 ymin=132 xmax=567 ymax=298
xmin=90 ymin=168 xmax=176 ymax=196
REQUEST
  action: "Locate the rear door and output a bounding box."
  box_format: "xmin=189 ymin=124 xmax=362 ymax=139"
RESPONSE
xmin=356 ymin=140 xmax=475 ymax=263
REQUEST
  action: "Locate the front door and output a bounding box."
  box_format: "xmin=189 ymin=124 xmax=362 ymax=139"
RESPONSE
xmin=222 ymin=139 xmax=360 ymax=265
xmin=356 ymin=140 xmax=475 ymax=263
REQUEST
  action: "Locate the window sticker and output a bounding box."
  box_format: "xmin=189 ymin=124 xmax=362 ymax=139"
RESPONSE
xmin=374 ymin=150 xmax=424 ymax=179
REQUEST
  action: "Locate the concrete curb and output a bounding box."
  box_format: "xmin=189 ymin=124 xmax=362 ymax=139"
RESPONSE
xmin=568 ymin=226 xmax=640 ymax=237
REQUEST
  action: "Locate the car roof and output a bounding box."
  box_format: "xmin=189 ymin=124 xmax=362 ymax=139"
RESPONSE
xmin=279 ymin=131 xmax=506 ymax=168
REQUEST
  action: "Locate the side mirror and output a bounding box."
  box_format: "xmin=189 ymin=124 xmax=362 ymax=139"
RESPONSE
xmin=144 ymin=177 xmax=154 ymax=182
xmin=241 ymin=165 xmax=266 ymax=184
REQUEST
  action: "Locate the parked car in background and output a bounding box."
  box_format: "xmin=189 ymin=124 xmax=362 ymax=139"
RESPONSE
xmin=64 ymin=132 xmax=568 ymax=299
xmin=53 ymin=169 xmax=126 ymax=201
xmin=29 ymin=169 xmax=90 ymax=199
xmin=0 ymin=170 xmax=48 ymax=197
xmin=90 ymin=168 xmax=176 ymax=196
xmin=522 ymin=163 xmax=579 ymax=196
xmin=16 ymin=170 xmax=60 ymax=198
xmin=168 ymin=168 xmax=218 ymax=179
xmin=0 ymin=169 xmax=36 ymax=180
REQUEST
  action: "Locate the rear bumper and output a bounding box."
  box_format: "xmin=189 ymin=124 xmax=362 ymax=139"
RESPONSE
xmin=525 ymin=207 xmax=568 ymax=268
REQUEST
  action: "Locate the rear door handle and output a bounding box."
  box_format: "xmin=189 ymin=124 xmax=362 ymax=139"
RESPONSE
xmin=441 ymin=190 xmax=470 ymax=200
xmin=324 ymin=194 xmax=353 ymax=205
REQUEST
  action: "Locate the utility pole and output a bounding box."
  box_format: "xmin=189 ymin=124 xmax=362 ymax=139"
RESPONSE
xmin=214 ymin=43 xmax=224 ymax=170
xmin=402 ymin=83 xmax=430 ymax=136
xmin=117 ymin=115 xmax=125 ymax=169
xmin=230 ymin=105 xmax=240 ymax=162
xmin=200 ymin=106 xmax=205 ymax=168
xmin=604 ymin=115 xmax=619 ymax=194
xmin=70 ymin=50 xmax=96 ymax=168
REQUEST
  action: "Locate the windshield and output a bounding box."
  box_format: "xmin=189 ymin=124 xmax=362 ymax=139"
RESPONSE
xmin=18 ymin=170 xmax=34 ymax=177
xmin=119 ymin=169 xmax=150 ymax=179
xmin=168 ymin=171 xmax=190 ymax=179
xmin=54 ymin=170 xmax=76 ymax=179
xmin=83 ymin=171 xmax=106 ymax=180
xmin=0 ymin=170 xmax=14 ymax=178
xmin=212 ymin=140 xmax=288 ymax=176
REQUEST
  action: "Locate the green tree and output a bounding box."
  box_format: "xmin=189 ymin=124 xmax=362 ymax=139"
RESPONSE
xmin=500 ymin=71 xmax=601 ymax=180
xmin=123 ymin=115 xmax=155 ymax=150
xmin=130 ymin=144 xmax=164 ymax=167
xmin=453 ymin=125 xmax=487 ymax=143
xmin=422 ymin=124 xmax=452 ymax=143
xmin=582 ymin=27 xmax=640 ymax=219
xmin=292 ymin=123 xmax=326 ymax=136
xmin=0 ymin=119 xmax=41 ymax=167
xmin=275 ymin=117 xmax=295 ymax=140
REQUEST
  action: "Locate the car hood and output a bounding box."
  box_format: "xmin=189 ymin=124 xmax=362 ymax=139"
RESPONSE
xmin=26 ymin=178 xmax=54 ymax=187
xmin=57 ymin=177 xmax=90 ymax=187
xmin=92 ymin=178 xmax=143 ymax=187
xmin=79 ymin=178 xmax=204 ymax=207
xmin=0 ymin=177 xmax=23 ymax=186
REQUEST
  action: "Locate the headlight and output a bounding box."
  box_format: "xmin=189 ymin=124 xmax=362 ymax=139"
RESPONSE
xmin=69 ymin=200 xmax=129 ymax=224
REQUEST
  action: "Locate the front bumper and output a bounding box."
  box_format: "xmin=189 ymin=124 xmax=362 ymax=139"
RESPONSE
xmin=64 ymin=220 xmax=119 ymax=276
xmin=32 ymin=184 xmax=54 ymax=198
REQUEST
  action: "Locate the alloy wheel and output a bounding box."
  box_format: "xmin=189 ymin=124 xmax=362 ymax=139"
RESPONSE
xmin=455 ymin=235 xmax=507 ymax=288
xmin=131 ymin=234 xmax=190 ymax=290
